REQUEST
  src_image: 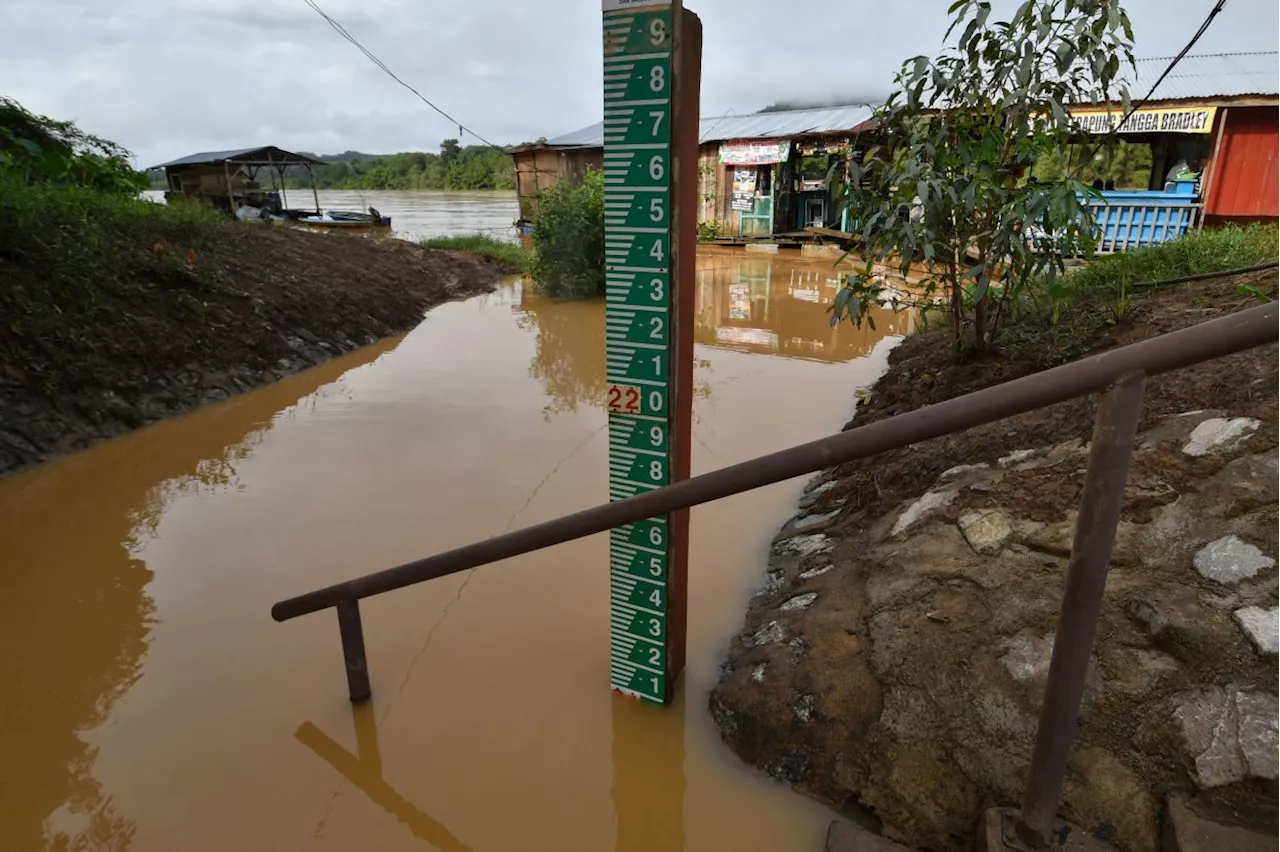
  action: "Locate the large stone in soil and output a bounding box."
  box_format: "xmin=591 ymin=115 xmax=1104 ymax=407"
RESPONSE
xmin=958 ymin=509 xmax=1013 ymax=555
xmin=1232 ymin=606 xmax=1279 ymax=655
xmin=1170 ymin=687 xmax=1278 ymax=788
xmin=1181 ymin=417 xmax=1260 ymax=457
xmin=824 ymin=821 xmax=914 ymax=852
xmin=1192 ymin=535 xmax=1275 ymax=585
xmin=1161 ymin=795 xmax=1275 ymax=852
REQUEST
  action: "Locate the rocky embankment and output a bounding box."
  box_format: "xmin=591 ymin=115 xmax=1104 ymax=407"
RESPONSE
xmin=710 ymin=269 xmax=1278 ymax=851
xmin=0 ymin=227 xmax=516 ymax=475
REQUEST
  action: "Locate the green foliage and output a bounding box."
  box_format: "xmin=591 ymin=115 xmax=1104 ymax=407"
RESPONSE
xmin=798 ymin=155 xmax=829 ymax=181
xmin=0 ymin=96 xmax=147 ymax=195
xmin=0 ymin=95 xmax=212 ymax=310
xmin=284 ymin=141 xmax=515 ymax=191
xmin=1033 ymin=140 xmax=1152 ymax=189
xmin=0 ymin=176 xmax=229 ymax=309
xmin=419 ymin=234 xmax=528 ymax=271
xmin=998 ymin=224 xmax=1279 ymax=360
xmin=696 ymin=220 xmax=722 ymax=242
xmin=528 ymin=170 xmax=605 ymax=300
xmin=831 ymin=0 xmax=1135 ymax=354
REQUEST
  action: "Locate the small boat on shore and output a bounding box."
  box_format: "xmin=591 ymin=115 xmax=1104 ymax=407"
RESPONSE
xmin=296 ymin=207 xmax=392 ymax=231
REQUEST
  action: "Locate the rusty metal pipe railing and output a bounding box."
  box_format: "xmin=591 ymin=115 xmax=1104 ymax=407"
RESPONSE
xmin=1016 ymin=371 xmax=1147 ymax=846
xmin=274 ymin=297 xmax=1275 ymax=836
xmin=272 ymin=300 xmax=1276 ymax=624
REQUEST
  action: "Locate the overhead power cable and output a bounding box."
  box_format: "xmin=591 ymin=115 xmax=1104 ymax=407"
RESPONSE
xmin=1124 ymin=0 xmax=1228 ymax=122
xmin=1071 ymin=0 xmax=1227 ymax=177
xmin=302 ymin=0 xmax=506 ymax=152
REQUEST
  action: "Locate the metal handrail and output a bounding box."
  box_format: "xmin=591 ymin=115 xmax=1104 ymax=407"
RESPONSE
xmin=273 ymin=295 xmax=1276 ymax=848
xmin=272 ymin=300 xmax=1276 ymax=623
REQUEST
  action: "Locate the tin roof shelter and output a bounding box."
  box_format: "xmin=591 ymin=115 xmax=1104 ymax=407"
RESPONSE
xmin=151 ymin=146 xmax=326 ymax=216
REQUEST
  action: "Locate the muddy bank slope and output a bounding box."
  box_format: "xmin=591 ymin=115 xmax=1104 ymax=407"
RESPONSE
xmin=711 ymin=267 xmax=1279 ymax=851
xmin=0 ymin=226 xmax=516 ymax=475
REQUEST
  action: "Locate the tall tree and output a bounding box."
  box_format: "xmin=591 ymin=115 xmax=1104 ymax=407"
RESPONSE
xmin=831 ymin=0 xmax=1135 ymax=352
xmin=439 ymin=138 xmax=461 ymax=166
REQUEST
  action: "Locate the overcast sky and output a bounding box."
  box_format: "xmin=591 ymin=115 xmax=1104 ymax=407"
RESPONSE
xmin=2 ymin=0 xmax=1276 ymax=167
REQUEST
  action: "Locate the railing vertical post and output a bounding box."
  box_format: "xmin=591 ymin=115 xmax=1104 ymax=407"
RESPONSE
xmin=1015 ymin=370 xmax=1146 ymax=847
xmin=336 ymin=599 xmax=372 ymax=702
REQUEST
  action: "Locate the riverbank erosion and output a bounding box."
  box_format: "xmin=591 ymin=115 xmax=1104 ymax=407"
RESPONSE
xmin=711 ymin=267 xmax=1279 ymax=851
xmin=0 ymin=224 xmax=516 ymax=475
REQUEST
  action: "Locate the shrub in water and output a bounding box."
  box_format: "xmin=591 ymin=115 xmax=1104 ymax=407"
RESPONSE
xmin=528 ymin=169 xmax=604 ymax=299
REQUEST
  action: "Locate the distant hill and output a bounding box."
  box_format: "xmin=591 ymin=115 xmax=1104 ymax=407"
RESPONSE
xmin=283 ymin=140 xmax=515 ymax=192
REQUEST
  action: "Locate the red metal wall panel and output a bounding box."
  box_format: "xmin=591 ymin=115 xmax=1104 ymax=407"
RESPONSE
xmin=1206 ymin=106 xmax=1279 ymax=218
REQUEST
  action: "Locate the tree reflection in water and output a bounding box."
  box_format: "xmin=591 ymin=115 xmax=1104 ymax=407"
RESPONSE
xmin=514 ymin=292 xmax=606 ymax=421
xmin=514 ymin=283 xmax=713 ymax=423
xmin=0 ymin=337 xmax=402 ymax=851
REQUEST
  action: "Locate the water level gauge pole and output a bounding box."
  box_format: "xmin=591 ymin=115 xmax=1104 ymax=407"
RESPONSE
xmin=603 ymin=0 xmax=701 ymax=705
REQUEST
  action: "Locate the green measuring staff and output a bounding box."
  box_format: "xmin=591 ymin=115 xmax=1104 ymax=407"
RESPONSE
xmin=603 ymin=0 xmax=675 ymax=704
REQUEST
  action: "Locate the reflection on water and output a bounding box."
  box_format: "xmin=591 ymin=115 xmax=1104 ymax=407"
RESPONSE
xmin=296 ymin=706 xmax=472 ymax=852
xmin=512 ymin=280 xmax=606 ymax=419
xmin=0 ymin=249 xmax=906 ymax=852
xmin=613 ymin=693 xmax=685 ymax=852
xmin=695 ymin=249 xmax=912 ymax=362
xmin=0 ymin=338 xmax=402 ymax=851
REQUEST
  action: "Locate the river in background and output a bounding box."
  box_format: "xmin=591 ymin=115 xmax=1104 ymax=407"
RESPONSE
xmin=143 ymin=188 xmax=520 ymax=243
xmin=0 ymin=243 xmax=912 ymax=850
xmin=311 ymin=189 xmax=520 ymax=242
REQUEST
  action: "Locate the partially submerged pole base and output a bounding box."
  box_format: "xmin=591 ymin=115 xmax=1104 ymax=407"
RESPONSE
xmin=336 ymin=599 xmax=372 ymax=702
xmin=979 ymin=808 xmax=1117 ymax=852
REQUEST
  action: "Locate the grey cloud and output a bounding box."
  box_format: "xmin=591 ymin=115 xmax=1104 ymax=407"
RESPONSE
xmin=1 ymin=0 xmax=1275 ymax=168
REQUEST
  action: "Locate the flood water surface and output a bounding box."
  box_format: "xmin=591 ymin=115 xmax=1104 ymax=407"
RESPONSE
xmin=0 ymin=249 xmax=908 ymax=851
xmin=143 ymin=189 xmax=521 ymax=243
xmin=311 ymin=189 xmax=519 ymax=242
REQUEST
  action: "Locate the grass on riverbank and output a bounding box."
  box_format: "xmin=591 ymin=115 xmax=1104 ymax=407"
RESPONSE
xmin=1069 ymin=222 xmax=1278 ymax=293
xmin=997 ymin=223 xmax=1279 ymax=363
xmin=420 ymin=234 xmax=528 ymax=271
xmin=0 ymin=178 xmax=231 ymax=310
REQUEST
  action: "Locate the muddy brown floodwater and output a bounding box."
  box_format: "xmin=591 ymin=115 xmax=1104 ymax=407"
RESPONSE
xmin=0 ymin=248 xmax=909 ymax=852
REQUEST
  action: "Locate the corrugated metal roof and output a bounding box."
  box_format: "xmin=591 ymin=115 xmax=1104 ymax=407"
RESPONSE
xmin=546 ymin=124 xmax=604 ymax=147
xmin=698 ymin=104 xmax=876 ymax=142
xmin=547 ymin=103 xmax=876 ymax=149
xmin=543 ymin=125 xmax=606 ymax=148
xmin=1128 ymin=51 xmax=1278 ymax=102
xmin=150 ymin=146 xmax=324 ymax=170
xmin=543 ymin=52 xmax=1277 ymax=151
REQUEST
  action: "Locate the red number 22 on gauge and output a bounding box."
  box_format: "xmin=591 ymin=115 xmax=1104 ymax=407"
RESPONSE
xmin=606 ymin=383 xmax=642 ymax=414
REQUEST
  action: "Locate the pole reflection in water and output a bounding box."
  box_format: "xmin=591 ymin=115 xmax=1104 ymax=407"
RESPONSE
xmin=296 ymin=706 xmax=472 ymax=852
xmin=612 ymin=692 xmax=685 ymax=852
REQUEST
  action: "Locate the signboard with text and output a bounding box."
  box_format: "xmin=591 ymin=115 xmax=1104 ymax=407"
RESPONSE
xmin=730 ymin=167 xmax=756 ymax=212
xmin=1071 ymin=106 xmax=1217 ymax=135
xmin=719 ymin=140 xmax=790 ymax=165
